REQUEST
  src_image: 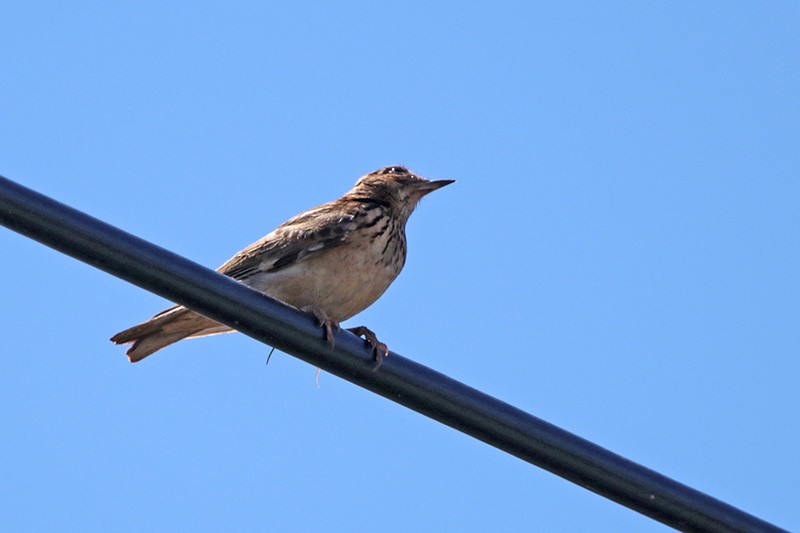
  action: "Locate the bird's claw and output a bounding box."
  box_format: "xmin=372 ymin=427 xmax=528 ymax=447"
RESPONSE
xmin=347 ymin=326 xmax=389 ymax=369
xmin=301 ymin=307 xmax=388 ymax=371
xmin=302 ymin=305 xmax=340 ymax=347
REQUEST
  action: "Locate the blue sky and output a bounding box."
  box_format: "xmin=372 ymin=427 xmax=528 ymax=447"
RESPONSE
xmin=1 ymin=2 xmax=798 ymax=531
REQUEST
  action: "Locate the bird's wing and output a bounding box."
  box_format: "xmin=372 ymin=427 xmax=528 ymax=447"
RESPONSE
xmin=217 ymin=201 xmax=362 ymax=281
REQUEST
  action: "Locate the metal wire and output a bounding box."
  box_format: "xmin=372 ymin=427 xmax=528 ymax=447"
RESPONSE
xmin=0 ymin=175 xmax=787 ymax=533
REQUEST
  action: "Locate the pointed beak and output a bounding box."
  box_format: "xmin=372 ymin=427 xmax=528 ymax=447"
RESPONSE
xmin=416 ymin=179 xmax=456 ymax=195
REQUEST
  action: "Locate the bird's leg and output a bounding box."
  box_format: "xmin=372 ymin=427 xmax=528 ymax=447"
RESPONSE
xmin=302 ymin=305 xmax=340 ymax=347
xmin=347 ymin=326 xmax=389 ymax=368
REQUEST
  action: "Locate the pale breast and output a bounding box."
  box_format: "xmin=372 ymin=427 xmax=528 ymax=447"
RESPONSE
xmin=244 ymin=212 xmax=407 ymax=322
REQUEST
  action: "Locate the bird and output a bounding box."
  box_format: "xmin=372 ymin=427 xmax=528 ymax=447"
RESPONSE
xmin=111 ymin=165 xmax=454 ymax=363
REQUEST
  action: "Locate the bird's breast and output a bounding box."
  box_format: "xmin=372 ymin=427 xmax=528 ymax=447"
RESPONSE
xmin=244 ymin=218 xmax=407 ymax=322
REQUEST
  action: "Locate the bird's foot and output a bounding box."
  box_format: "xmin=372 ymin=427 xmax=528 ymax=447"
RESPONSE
xmin=347 ymin=326 xmax=389 ymax=369
xmin=302 ymin=305 xmax=340 ymax=347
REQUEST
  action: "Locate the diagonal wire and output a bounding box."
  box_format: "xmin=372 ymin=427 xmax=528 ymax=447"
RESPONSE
xmin=0 ymin=175 xmax=787 ymax=533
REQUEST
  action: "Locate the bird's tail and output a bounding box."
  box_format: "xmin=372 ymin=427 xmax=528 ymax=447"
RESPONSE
xmin=110 ymin=306 xmax=233 ymax=362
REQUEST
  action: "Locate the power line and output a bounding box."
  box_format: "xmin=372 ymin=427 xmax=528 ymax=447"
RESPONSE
xmin=0 ymin=175 xmax=787 ymax=533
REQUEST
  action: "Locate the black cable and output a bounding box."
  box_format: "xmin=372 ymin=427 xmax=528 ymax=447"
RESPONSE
xmin=0 ymin=175 xmax=786 ymax=533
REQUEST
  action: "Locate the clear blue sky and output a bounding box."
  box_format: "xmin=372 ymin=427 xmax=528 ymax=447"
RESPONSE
xmin=1 ymin=3 xmax=798 ymax=531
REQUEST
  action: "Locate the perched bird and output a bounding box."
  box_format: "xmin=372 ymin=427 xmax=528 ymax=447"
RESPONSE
xmin=111 ymin=165 xmax=454 ymax=363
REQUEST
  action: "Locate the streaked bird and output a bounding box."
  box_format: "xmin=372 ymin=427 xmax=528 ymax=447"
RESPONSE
xmin=111 ymin=165 xmax=454 ymax=362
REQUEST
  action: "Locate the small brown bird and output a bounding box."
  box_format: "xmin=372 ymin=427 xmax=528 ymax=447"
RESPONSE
xmin=111 ymin=165 xmax=454 ymax=362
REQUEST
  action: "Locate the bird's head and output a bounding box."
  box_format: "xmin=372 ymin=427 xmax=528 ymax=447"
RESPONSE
xmin=351 ymin=166 xmax=455 ymax=221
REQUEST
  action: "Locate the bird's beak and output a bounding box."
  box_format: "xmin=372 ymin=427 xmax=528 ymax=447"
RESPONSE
xmin=416 ymin=179 xmax=456 ymax=195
